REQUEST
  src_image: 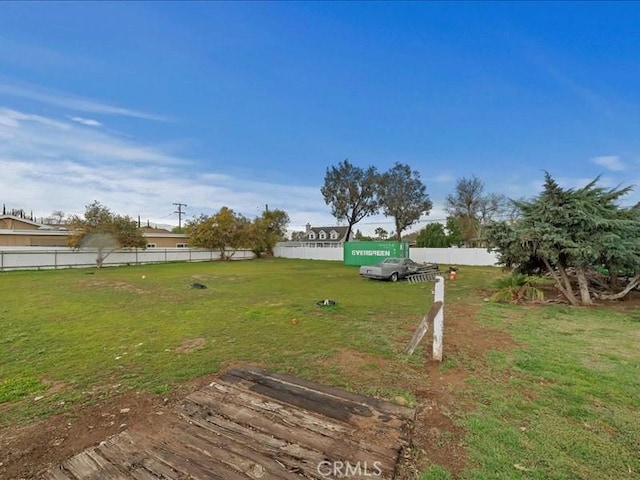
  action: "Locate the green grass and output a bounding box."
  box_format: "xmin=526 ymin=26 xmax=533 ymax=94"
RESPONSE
xmin=0 ymin=376 xmax=46 ymax=403
xmin=0 ymin=259 xmax=436 ymax=425
xmin=2 ymin=259 xmax=639 ymax=480
xmin=421 ymin=465 xmax=453 ymax=480
xmin=460 ymin=303 xmax=640 ymax=480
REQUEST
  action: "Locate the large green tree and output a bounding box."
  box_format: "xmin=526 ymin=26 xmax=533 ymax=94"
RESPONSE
xmin=249 ymin=208 xmax=290 ymax=257
xmin=68 ymin=201 xmax=146 ymax=267
xmin=186 ymin=207 xmax=250 ymax=260
xmin=485 ymin=173 xmax=640 ymax=305
xmin=321 ymin=160 xmax=379 ymax=242
xmin=378 ymin=162 xmax=432 ymax=241
xmin=445 ymin=216 xmax=464 ymax=247
xmin=416 ymin=223 xmax=451 ymax=248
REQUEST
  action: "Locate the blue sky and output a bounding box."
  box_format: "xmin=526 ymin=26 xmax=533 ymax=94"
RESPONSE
xmin=1 ymin=2 xmax=640 ymax=234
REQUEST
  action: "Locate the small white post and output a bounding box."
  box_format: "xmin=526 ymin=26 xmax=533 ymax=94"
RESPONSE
xmin=432 ymin=275 xmax=445 ymax=361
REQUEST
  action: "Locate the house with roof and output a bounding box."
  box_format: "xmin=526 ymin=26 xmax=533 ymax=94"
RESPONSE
xmin=139 ymin=225 xmax=189 ymax=248
xmin=299 ymin=223 xmax=349 ymax=248
xmin=0 ymin=215 xmax=70 ymax=247
xmin=0 ymin=215 xmax=189 ymax=248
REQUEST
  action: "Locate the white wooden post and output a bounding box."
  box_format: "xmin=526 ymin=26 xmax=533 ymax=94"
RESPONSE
xmin=432 ymin=275 xmax=445 ymax=361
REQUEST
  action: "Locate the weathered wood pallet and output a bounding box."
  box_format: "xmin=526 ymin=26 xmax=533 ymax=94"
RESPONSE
xmin=45 ymin=366 xmax=415 ymax=479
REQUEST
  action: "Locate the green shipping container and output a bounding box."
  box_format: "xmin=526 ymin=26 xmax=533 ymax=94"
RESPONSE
xmin=343 ymin=241 xmax=409 ymax=266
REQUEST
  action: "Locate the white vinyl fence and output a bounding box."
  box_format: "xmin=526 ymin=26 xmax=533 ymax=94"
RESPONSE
xmin=409 ymin=248 xmax=499 ymax=266
xmin=273 ymin=246 xmax=344 ymax=261
xmin=0 ymin=247 xmax=255 ymax=271
xmin=274 ymin=245 xmax=499 ymax=266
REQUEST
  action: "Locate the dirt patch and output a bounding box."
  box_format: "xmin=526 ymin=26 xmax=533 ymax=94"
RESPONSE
xmin=0 ymin=373 xmax=222 ymax=480
xmin=320 ymin=349 xmax=390 ymax=386
xmin=1 ymin=391 xmax=167 ymax=479
xmin=174 ymin=337 xmax=206 ymax=353
xmin=398 ymin=299 xmax=517 ymax=479
xmin=597 ymin=289 xmax=640 ymax=311
xmin=319 ymin=299 xmax=516 ymax=479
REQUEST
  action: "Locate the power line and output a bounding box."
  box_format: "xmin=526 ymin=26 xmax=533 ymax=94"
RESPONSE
xmin=173 ymin=202 xmax=187 ymax=230
xmin=355 ymin=218 xmax=448 ymax=226
xmin=291 ymin=212 xmax=519 ymax=231
xmin=289 ymin=219 xmax=436 ymax=230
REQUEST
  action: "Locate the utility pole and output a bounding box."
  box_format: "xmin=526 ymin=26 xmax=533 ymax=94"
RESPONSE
xmin=173 ymin=202 xmax=187 ymax=231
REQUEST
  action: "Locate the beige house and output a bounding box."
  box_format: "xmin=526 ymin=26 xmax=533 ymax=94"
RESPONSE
xmin=0 ymin=215 xmax=189 ymax=248
xmin=0 ymin=215 xmax=70 ymax=247
xmin=139 ymin=226 xmax=189 ymax=248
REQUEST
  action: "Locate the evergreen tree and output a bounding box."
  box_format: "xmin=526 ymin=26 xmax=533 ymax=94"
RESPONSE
xmin=486 ymin=173 xmax=640 ymax=305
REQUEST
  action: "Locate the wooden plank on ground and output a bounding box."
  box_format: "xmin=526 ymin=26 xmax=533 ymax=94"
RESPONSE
xmin=163 ymin=414 xmax=293 ymax=480
xmin=43 ymin=468 xmax=75 ymax=480
xmin=228 ymin=366 xmax=415 ymax=420
xmin=103 ymin=431 xmax=181 ymax=479
xmin=177 ymin=400 xmax=336 ymax=478
xmin=61 ymin=450 xmax=126 ymax=479
xmin=185 ymin=382 xmax=401 ymax=463
xmin=143 ymin=436 xmax=245 ymax=480
xmin=93 ymin=437 xmax=164 ymax=480
xmin=223 ymin=367 xmax=413 ymax=425
xmin=207 ymin=375 xmax=410 ymax=448
xmin=45 ymin=367 xmax=415 ymax=480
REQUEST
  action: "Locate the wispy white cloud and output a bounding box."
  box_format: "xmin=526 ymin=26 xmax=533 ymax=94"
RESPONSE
xmin=0 ymin=103 xmax=455 ymax=234
xmin=0 ymin=106 xmax=335 ymax=229
xmin=70 ymin=116 xmax=103 ymax=127
xmin=0 ymin=82 xmax=169 ymax=121
xmin=591 ymin=155 xmax=626 ymax=172
xmin=0 ymin=108 xmax=71 ymax=130
xmin=0 ymin=108 xmax=180 ymax=165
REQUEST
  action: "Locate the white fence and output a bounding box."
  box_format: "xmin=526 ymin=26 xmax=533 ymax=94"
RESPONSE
xmin=0 ymin=247 xmax=255 ymax=271
xmin=273 ymin=246 xmax=344 ymax=262
xmin=3 ymin=245 xmax=499 ymax=270
xmin=409 ymin=248 xmax=499 ymax=266
xmin=274 ymin=245 xmax=499 ymax=266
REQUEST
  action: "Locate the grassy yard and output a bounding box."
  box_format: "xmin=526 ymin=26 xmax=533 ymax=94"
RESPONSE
xmin=455 ymin=302 xmax=640 ymax=480
xmin=0 ymin=259 xmax=435 ymax=426
xmin=1 ymin=258 xmax=639 ymax=479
